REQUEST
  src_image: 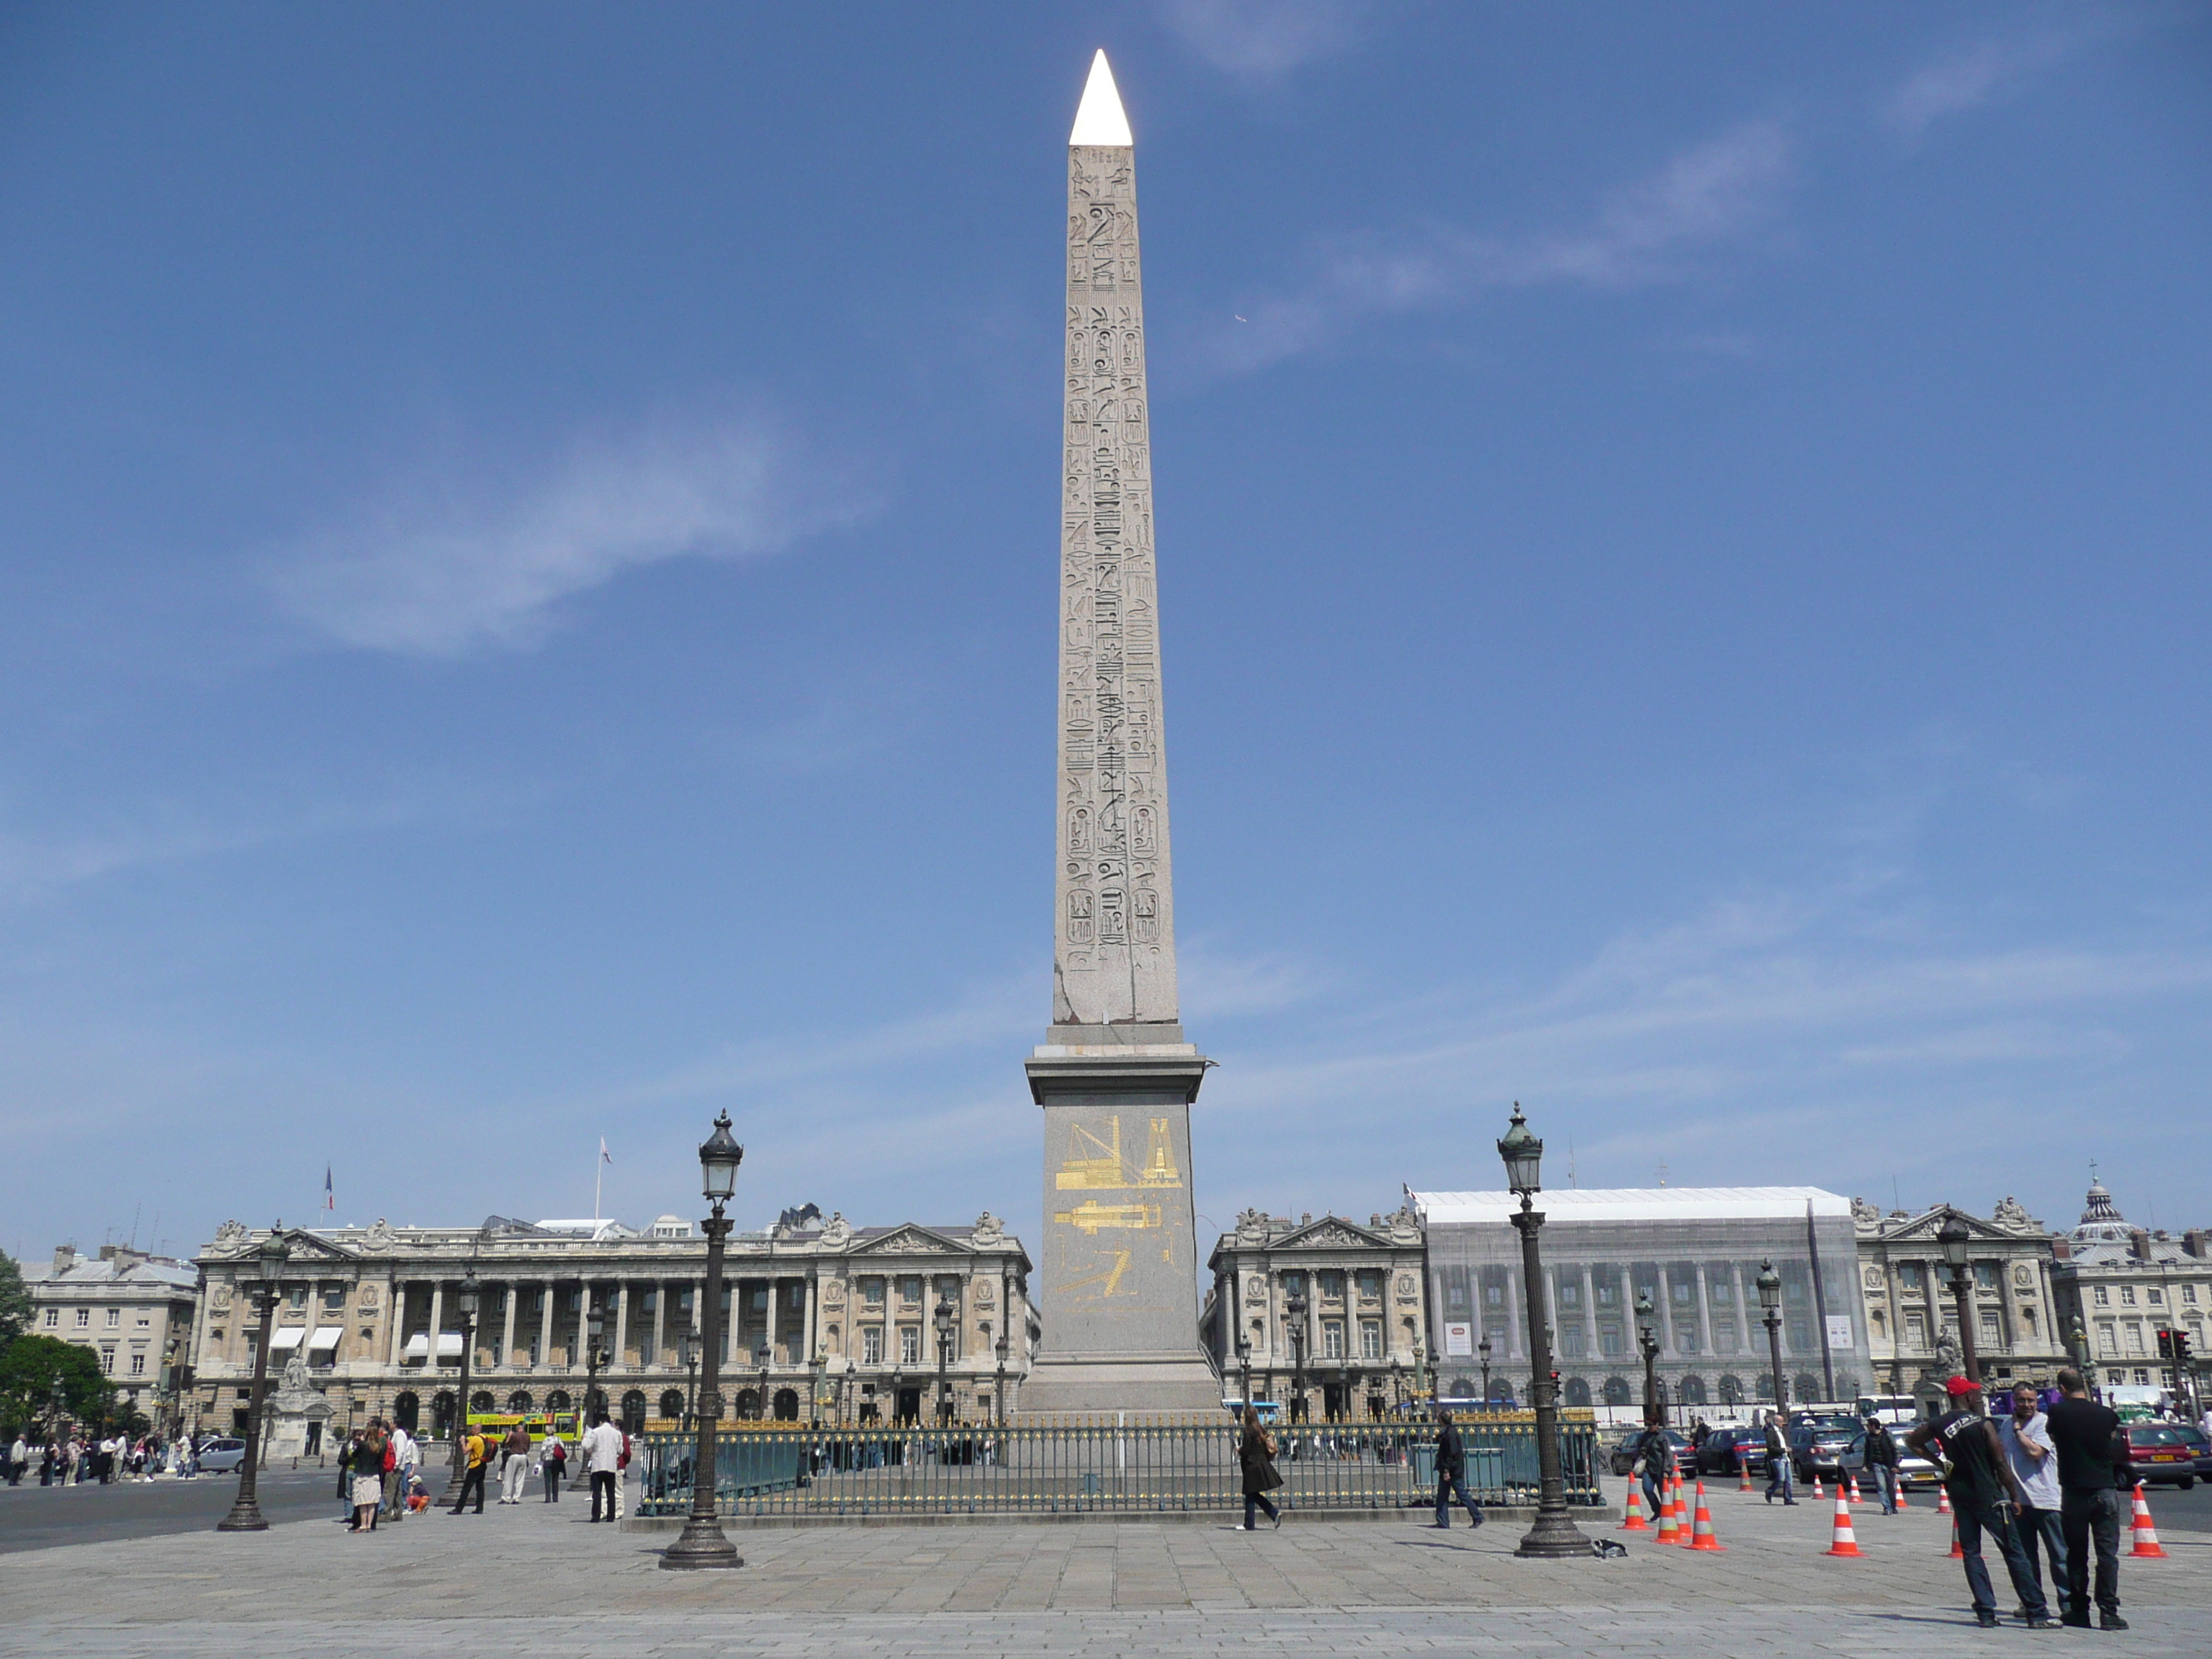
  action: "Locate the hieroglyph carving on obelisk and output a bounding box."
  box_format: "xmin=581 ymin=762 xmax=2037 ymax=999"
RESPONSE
xmin=1054 ymin=49 xmax=1179 ymax=1032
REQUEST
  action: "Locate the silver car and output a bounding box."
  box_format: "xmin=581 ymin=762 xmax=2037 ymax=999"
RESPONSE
xmin=194 ymin=1437 xmax=248 ymax=1473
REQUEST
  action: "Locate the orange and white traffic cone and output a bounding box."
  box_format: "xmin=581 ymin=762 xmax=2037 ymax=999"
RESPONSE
xmin=2129 ymin=1481 xmax=2169 ymax=1559
xmin=1823 ymin=1490 xmax=1861 ymax=1557
xmin=1689 ymin=1480 xmax=1725 ymax=1552
xmin=1848 ymin=1473 xmax=1865 ymax=1506
xmin=1809 ymin=1470 xmax=1824 ymax=1501
xmin=1619 ymin=1481 xmax=1648 ymax=1531
xmin=1737 ymin=1452 xmax=1753 ymax=1493
xmin=1948 ymin=1518 xmax=1964 ymax=1559
xmin=1936 ymin=1483 xmax=1952 ymax=1516
xmin=1671 ymin=1474 xmax=1693 ymax=1544
xmin=1653 ymin=1480 xmax=1680 ymax=1545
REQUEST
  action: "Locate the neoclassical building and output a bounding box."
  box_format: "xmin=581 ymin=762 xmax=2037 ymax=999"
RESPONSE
xmin=1203 ymin=1205 xmax=1430 ymax=1419
xmin=186 ymin=1209 xmax=1033 ymax=1440
xmin=1851 ymin=1195 xmax=2071 ymax=1403
xmin=25 ymin=1244 xmax=198 ymax=1424
xmin=2049 ymin=1178 xmax=2212 ymax=1400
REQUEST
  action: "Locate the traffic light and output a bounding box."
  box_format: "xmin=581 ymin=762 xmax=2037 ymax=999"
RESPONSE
xmin=2155 ymin=1328 xmax=2174 ymax=1361
xmin=2177 ymin=1330 xmax=2194 ymax=1365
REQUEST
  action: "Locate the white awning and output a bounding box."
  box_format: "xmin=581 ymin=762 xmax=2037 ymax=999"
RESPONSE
xmin=436 ymin=1333 xmax=464 ymax=1357
xmin=269 ymin=1327 xmax=306 ymax=1351
xmin=403 ymin=1333 xmax=430 ymax=1357
xmin=308 ymin=1326 xmax=343 ymax=1351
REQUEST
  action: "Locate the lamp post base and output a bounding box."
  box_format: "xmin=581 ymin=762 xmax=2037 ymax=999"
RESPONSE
xmin=214 ymin=1498 xmax=268 ymax=1532
xmin=660 ymin=1516 xmax=745 ymax=1570
xmin=1514 ymin=1509 xmax=1591 ymax=1558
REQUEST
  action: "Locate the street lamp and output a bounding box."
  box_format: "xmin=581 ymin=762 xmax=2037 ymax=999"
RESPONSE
xmin=933 ymin=1297 xmax=956 ymax=1426
xmin=809 ymin=1347 xmax=826 ymax=1429
xmin=216 ymin=1230 xmax=289 ymax=1532
xmin=1236 ymin=1335 xmax=1254 ymax=1412
xmin=585 ymin=1306 xmax=607 ymax=1424
xmin=1478 ymin=1332 xmax=1493 ymax=1408
xmin=680 ymin=1328 xmax=699 ymax=1432
xmin=994 ymin=1329 xmax=1010 ymax=1427
xmin=1756 ymin=1259 xmax=1785 ymax=1419
xmin=1286 ymin=1292 xmax=1308 ymax=1424
xmin=754 ymin=1338 xmax=771 ymax=1422
xmin=1938 ymin=1216 xmax=1981 ymax=1392
xmin=443 ymin=1269 xmax=480 ymax=1501
xmin=660 ymin=1109 xmax=745 ymax=1570
xmin=1496 ymin=1103 xmax=1588 ymax=1558
xmin=1413 ymin=1339 xmax=1430 ymax=1411
xmin=1635 ymin=1290 xmax=1663 ymax=1426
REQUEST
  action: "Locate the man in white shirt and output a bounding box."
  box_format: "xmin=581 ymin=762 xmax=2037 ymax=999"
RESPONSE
xmin=384 ymin=1422 xmax=416 ymax=1522
xmin=2000 ymin=1382 xmax=2067 ymax=1614
xmin=581 ymin=1415 xmax=624 ymax=1523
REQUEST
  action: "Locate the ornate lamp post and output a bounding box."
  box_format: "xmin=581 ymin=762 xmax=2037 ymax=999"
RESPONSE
xmin=754 ymin=1338 xmax=771 ymax=1421
xmin=844 ymin=1359 xmax=858 ymax=1423
xmin=680 ymin=1328 xmax=699 ymax=1432
xmin=809 ymin=1348 xmax=826 ymax=1429
xmin=1938 ymin=1216 xmax=1981 ymax=1391
xmin=1413 ymin=1339 xmax=1430 ymax=1411
xmin=660 ymin=1109 xmax=745 ymax=1570
xmin=933 ymin=1297 xmax=956 ymax=1426
xmin=994 ymin=1330 xmax=1010 ymax=1426
xmin=1756 ymin=1260 xmax=1786 ymax=1418
xmin=216 ymin=1231 xmax=289 ymax=1532
xmin=1478 ymin=1332 xmax=1493 ymax=1407
xmin=443 ymin=1270 xmax=480 ymax=1500
xmin=1388 ymin=1356 xmax=1403 ymax=1412
xmin=1237 ymin=1335 xmax=1254 ymax=1411
xmin=1286 ymin=1292 xmax=1308 ymax=1424
xmin=2067 ymin=1314 xmax=2090 ymax=1386
xmin=1636 ymin=1290 xmax=1663 ymax=1424
xmin=1497 ymin=1104 xmax=1587 ymax=1558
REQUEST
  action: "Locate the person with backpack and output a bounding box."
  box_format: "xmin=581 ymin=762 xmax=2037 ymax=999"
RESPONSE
xmin=539 ymin=1428 xmax=567 ymax=1501
xmin=1236 ymin=1406 xmax=1282 ymax=1530
xmin=1629 ymin=1414 xmax=1673 ymax=1526
xmin=449 ymin=1421 xmax=489 ymax=1515
xmin=1431 ymin=1409 xmax=1484 ymax=1529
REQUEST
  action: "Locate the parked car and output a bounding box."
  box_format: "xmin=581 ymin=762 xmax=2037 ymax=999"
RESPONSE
xmin=1838 ymin=1425 xmax=1942 ymax=1491
xmin=2170 ymin=1422 xmax=2212 ymax=1480
xmin=1606 ymin=1429 xmax=1692 ymax=1478
xmin=1694 ymin=1426 xmax=1768 ymax=1477
xmin=2125 ymin=1424 xmax=2198 ymax=1490
xmin=1790 ymin=1415 xmax=1863 ymax=1483
xmin=194 ymin=1437 xmax=247 ymax=1473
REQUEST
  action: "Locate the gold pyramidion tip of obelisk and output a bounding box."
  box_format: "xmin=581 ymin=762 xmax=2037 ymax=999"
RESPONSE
xmin=1069 ymin=49 xmax=1133 ymax=147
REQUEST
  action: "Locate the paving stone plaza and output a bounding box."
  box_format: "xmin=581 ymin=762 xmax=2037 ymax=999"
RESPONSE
xmin=4 ymin=1478 xmax=2208 ymax=1657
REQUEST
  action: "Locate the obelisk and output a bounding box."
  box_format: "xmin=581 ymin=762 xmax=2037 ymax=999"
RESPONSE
xmin=1022 ymin=51 xmax=1220 ymax=1415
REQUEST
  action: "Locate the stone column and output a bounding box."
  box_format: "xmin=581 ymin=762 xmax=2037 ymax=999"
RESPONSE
xmin=1694 ymin=1266 xmax=1715 ymax=1367
xmin=803 ymin=1272 xmax=819 ymax=1365
xmin=390 ymin=1281 xmax=413 ymax=1367
xmin=652 ymin=1279 xmax=667 ymax=1370
xmin=501 ymin=1282 xmax=518 ymax=1370
xmin=1504 ymin=1260 xmax=1522 ymax=1364
xmin=536 ymin=1282 xmax=553 ymax=1369
xmin=427 ymin=1282 xmax=444 ymax=1364
xmin=613 ymin=1282 xmax=630 ymax=1367
xmin=765 ymin=1275 xmax=780 ymax=1365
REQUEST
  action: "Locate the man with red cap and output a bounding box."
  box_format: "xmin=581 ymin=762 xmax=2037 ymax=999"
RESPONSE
xmin=1910 ymin=1376 xmax=2060 ymax=1629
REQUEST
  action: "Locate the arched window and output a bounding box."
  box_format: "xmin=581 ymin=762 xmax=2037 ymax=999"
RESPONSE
xmin=1677 ymin=1375 xmax=1708 ymax=1406
xmin=1447 ymin=1375 xmax=1475 ymax=1401
xmin=1563 ymin=1377 xmax=1592 ymax=1408
xmin=659 ymin=1389 xmax=685 ymax=1421
xmin=431 ymin=1391 xmax=456 ymax=1437
xmin=620 ymin=1390 xmax=648 ymax=1433
xmin=1602 ymin=1376 xmax=1632 ymax=1406
xmin=505 ymin=1390 xmax=534 ymax=1412
xmin=1719 ymin=1375 xmax=1745 ymax=1406
xmin=545 ymin=1390 xmax=572 ymax=1414
xmin=1794 ymin=1372 xmax=1821 ymax=1404
xmin=469 ymin=1390 xmax=494 ymax=1412
xmin=773 ymin=1388 xmax=800 ymax=1421
xmin=393 ymin=1391 xmax=421 ymax=1433
xmin=735 ymin=1389 xmax=761 ymax=1419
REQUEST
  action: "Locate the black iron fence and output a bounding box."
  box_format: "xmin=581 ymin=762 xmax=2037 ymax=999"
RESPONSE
xmin=634 ymin=1410 xmax=1604 ymax=1519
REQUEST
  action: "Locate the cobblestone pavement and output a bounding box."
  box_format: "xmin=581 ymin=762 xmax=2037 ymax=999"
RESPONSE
xmin=2 ymin=1484 xmax=2206 ymax=1655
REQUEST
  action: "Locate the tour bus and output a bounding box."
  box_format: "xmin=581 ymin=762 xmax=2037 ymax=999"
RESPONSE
xmin=463 ymin=1410 xmax=577 ymax=1444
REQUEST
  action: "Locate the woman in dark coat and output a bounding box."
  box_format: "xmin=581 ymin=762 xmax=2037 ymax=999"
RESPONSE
xmin=1238 ymin=1406 xmax=1282 ymax=1531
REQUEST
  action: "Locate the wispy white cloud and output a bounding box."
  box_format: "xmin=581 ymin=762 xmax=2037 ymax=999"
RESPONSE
xmin=1881 ymin=22 xmax=2110 ymax=146
xmin=1213 ymin=120 xmax=1794 ymax=374
xmin=1156 ymin=0 xmax=1366 ymax=81
xmin=265 ymin=415 xmax=868 ymax=657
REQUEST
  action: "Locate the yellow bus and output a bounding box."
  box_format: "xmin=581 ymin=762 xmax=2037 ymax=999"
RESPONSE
xmin=463 ymin=1411 xmax=577 ymax=1444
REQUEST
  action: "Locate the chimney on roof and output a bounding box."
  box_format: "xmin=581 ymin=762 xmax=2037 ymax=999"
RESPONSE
xmin=2183 ymin=1230 xmax=2210 ymax=1260
xmin=51 ymin=1244 xmax=76 ymax=1275
xmin=2129 ymin=1228 xmax=2153 ymax=1262
xmin=2051 ymin=1238 xmax=2071 ymax=1262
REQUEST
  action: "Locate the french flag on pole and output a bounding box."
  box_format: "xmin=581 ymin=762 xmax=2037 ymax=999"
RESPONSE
xmin=323 ymin=1164 xmax=335 ymax=1211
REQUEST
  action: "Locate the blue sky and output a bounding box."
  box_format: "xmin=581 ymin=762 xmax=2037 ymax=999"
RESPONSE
xmin=3 ymin=2 xmax=2208 ymax=1269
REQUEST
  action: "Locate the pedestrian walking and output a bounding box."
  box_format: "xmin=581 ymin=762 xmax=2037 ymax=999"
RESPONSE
xmin=349 ymin=1423 xmax=390 ymax=1533
xmin=1997 ymin=1383 xmax=2066 ymax=1617
xmin=449 ymin=1422 xmax=489 ymax=1515
xmin=539 ymin=1429 xmax=567 ymax=1501
xmin=337 ymin=1429 xmax=363 ymax=1522
xmin=1862 ymin=1415 xmax=1901 ymax=1516
xmin=1763 ymin=1410 xmax=1796 ymax=1505
xmin=1431 ymin=1409 xmax=1485 ymax=1529
xmin=498 ymin=1424 xmax=531 ymax=1504
xmin=2046 ymin=1366 xmax=2131 ymax=1630
xmin=1629 ymin=1413 xmax=1673 ymax=1525
xmin=382 ymin=1421 xmax=413 ymax=1522
xmin=581 ymin=1413 xmax=624 ymax=1522
xmin=1908 ymin=1376 xmax=2059 ymax=1629
xmin=6 ymin=1434 xmax=24 ymax=1486
xmin=1236 ymin=1406 xmax=1282 ymax=1530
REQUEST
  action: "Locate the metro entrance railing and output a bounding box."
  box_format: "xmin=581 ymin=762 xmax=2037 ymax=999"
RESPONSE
xmin=631 ymin=1411 xmax=1604 ymax=1519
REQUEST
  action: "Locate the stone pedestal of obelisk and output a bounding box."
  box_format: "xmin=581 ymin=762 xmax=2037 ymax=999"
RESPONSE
xmin=1021 ymin=52 xmax=1221 ymax=1416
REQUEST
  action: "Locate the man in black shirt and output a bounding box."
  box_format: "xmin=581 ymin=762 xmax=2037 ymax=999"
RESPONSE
xmin=1908 ymin=1376 xmax=2058 ymax=1629
xmin=2044 ymin=1367 xmax=2130 ymax=1630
